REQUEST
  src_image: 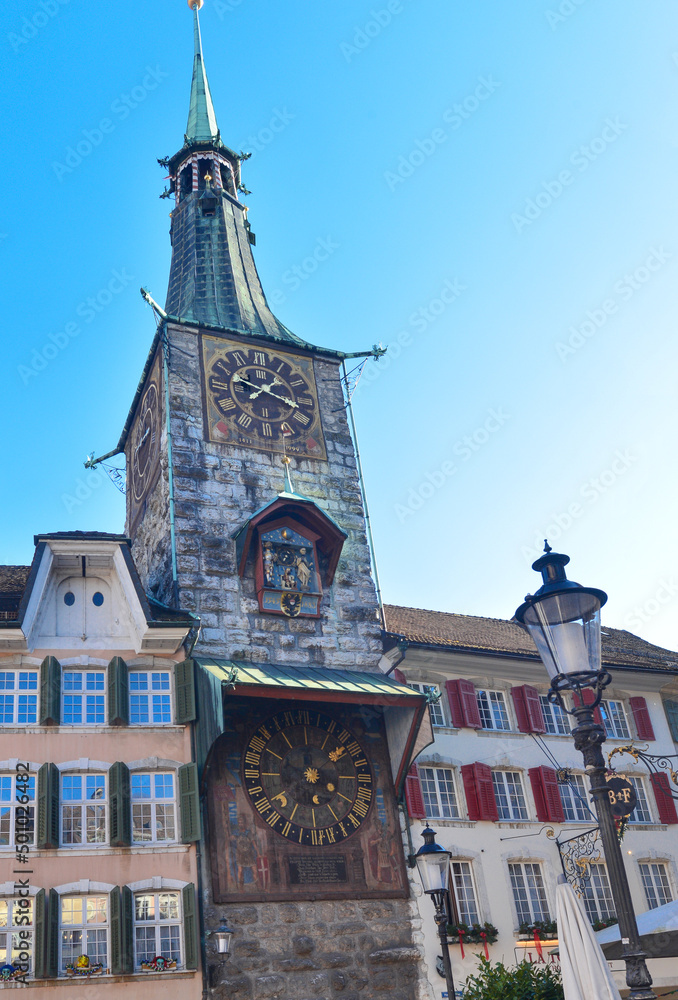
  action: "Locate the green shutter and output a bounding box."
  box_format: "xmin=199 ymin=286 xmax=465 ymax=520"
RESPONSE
xmin=121 ymin=885 xmax=134 ymax=974
xmin=109 ymin=762 xmax=131 ymax=847
xmin=47 ymin=889 xmax=59 ymax=979
xmin=665 ymin=700 xmax=678 ymax=742
xmin=182 ymin=883 xmax=198 ymax=970
xmin=179 ymin=763 xmax=201 ymax=843
xmin=110 ymin=886 xmax=122 ymax=975
xmin=39 ymin=656 xmax=60 ymax=725
xmin=175 ymin=660 xmax=196 ymax=724
xmin=37 ymin=763 xmax=59 ymax=849
xmin=108 ymin=657 xmax=129 ymax=726
xmin=33 ymin=889 xmax=46 ymax=979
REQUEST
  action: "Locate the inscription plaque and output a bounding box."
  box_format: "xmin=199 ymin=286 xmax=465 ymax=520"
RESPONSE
xmin=288 ymin=855 xmax=348 ymax=885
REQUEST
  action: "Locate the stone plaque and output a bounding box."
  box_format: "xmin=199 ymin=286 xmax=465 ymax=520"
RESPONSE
xmin=288 ymin=855 xmax=348 ymax=885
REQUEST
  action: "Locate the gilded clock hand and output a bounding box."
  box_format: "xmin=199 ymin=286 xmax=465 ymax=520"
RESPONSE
xmin=232 ymin=373 xmax=299 ymax=409
xmin=134 ymin=426 xmax=151 ymax=457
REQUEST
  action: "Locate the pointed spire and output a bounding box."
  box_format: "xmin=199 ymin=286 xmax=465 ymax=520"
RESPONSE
xmin=186 ymin=1 xmax=220 ymax=144
xmin=281 ymin=455 xmax=295 ymax=495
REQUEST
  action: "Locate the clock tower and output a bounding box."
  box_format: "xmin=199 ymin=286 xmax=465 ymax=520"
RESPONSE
xmin=115 ymin=3 xmax=429 ymax=998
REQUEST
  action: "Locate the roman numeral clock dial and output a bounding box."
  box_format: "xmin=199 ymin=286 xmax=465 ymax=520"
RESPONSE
xmin=243 ymin=710 xmax=373 ymax=846
xmin=200 ymin=335 xmax=327 ymax=460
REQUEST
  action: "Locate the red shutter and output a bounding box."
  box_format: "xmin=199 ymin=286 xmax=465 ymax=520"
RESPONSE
xmin=573 ymin=688 xmax=603 ymax=725
xmin=460 ymin=680 xmax=482 ymax=729
xmin=392 ymin=668 xmax=407 ymax=685
xmin=512 ymin=686 xmax=530 ymax=733
xmin=525 ymin=686 xmax=546 ymax=733
xmin=630 ymin=697 xmax=655 ymax=741
xmin=529 ymin=766 xmax=564 ymax=823
xmin=445 ymin=680 xmax=464 ymax=728
xmin=461 ymin=763 xmax=498 ymax=822
xmin=651 ymin=772 xmax=678 ymax=825
xmin=405 ymin=765 xmax=427 ymax=819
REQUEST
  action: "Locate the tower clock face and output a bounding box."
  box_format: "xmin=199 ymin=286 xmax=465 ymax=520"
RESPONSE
xmin=243 ymin=709 xmax=373 ymax=846
xmin=201 ymin=335 xmax=327 ymax=460
xmin=129 ymin=378 xmax=160 ymax=504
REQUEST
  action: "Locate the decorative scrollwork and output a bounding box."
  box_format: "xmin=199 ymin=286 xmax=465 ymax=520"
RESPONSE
xmin=606 ymin=743 xmax=678 ymax=801
xmin=556 ymin=826 xmax=603 ymax=897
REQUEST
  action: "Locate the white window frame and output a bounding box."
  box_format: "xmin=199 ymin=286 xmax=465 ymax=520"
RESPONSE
xmin=450 ymin=861 xmax=480 ymax=925
xmin=558 ymin=774 xmax=591 ymax=823
xmin=476 ymin=690 xmax=511 ymax=731
xmin=62 ymin=670 xmax=106 ymax=726
xmin=419 ymin=767 xmax=460 ymax=819
xmin=129 ymin=671 xmax=173 ymax=726
xmin=133 ymin=890 xmax=183 ymax=970
xmin=581 ymin=863 xmax=615 ymax=924
xmin=131 ymin=772 xmax=178 ymax=844
xmin=627 ymin=776 xmax=653 ymax=824
xmin=539 ymin=695 xmax=570 ymax=736
xmin=0 ymin=772 xmax=35 ymax=850
xmin=0 ymin=895 xmax=34 ymax=976
xmin=59 ymin=894 xmax=109 ymax=975
xmin=61 ymin=773 xmax=108 ymax=847
xmin=601 ymin=700 xmax=631 ymax=740
xmin=639 ymin=861 xmax=673 ymax=910
xmin=492 ymin=770 xmax=528 ymax=820
xmin=508 ymin=861 xmax=551 ymax=926
xmin=409 ymin=684 xmax=445 ymax=727
xmin=0 ymin=671 xmax=39 ymax=726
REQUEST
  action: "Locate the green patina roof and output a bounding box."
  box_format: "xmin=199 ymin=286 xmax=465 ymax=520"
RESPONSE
xmin=194 ymin=658 xmax=422 ymax=699
xmin=186 ymin=4 xmax=219 ymax=143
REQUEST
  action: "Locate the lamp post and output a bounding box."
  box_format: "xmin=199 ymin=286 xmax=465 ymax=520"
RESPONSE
xmin=515 ymin=543 xmax=656 ymax=1000
xmin=414 ymin=825 xmax=456 ymax=1000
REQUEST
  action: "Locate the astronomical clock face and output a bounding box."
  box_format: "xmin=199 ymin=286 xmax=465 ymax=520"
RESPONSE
xmin=243 ymin=709 xmax=373 ymax=846
xmin=127 ymin=356 xmax=162 ymax=529
xmin=200 ymin=334 xmax=327 ymax=459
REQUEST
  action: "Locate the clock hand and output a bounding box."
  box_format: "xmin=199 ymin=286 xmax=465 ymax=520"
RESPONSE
xmin=233 ymin=373 xmax=299 ymax=409
xmin=134 ymin=427 xmax=151 ymax=455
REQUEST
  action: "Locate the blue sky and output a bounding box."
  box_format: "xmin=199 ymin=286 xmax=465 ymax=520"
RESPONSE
xmin=3 ymin=0 xmax=678 ymax=650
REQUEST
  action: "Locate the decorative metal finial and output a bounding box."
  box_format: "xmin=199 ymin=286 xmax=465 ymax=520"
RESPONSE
xmin=282 ymin=455 xmax=295 ymax=494
xmin=188 ymin=0 xmax=204 ymax=10
xmin=543 ymin=539 xmax=552 ymax=553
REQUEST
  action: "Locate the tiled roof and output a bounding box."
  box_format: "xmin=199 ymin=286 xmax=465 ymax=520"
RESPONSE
xmin=383 ymin=604 xmax=678 ymax=673
xmin=0 ymin=566 xmax=31 ymax=595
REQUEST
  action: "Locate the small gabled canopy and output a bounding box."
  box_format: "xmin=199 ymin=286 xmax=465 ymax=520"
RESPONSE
xmin=186 ymin=2 xmax=220 ymax=144
xmin=191 ymin=657 xmax=431 ymax=797
xmin=233 ymin=490 xmax=348 ymax=586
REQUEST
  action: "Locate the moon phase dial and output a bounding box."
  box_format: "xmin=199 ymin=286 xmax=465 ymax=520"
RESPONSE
xmin=243 ymin=709 xmax=373 ymax=846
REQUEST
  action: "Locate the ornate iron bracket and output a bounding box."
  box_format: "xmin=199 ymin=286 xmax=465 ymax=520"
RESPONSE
xmin=555 ymin=825 xmax=603 ymax=897
xmin=609 ymin=743 xmax=678 ymax=799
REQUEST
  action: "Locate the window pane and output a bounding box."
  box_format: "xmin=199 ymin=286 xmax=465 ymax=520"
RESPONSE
xmin=493 ymin=771 xmax=527 ymax=821
xmin=640 ymin=863 xmax=672 ymax=910
xmin=559 ymin=775 xmax=590 ymax=822
xmin=452 ymin=861 xmax=479 ymax=925
xmin=478 ymin=691 xmax=509 ymax=731
xmin=509 ymin=862 xmax=550 ymax=924
xmin=582 ymin=863 xmax=616 ymax=923
xmin=628 ymin=777 xmax=653 ymax=824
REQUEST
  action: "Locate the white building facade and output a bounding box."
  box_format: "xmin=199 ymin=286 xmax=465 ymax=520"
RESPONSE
xmin=384 ymin=604 xmax=678 ymax=997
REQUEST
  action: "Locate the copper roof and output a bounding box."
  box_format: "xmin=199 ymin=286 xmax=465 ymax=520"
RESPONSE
xmin=383 ymin=604 xmax=678 ymax=673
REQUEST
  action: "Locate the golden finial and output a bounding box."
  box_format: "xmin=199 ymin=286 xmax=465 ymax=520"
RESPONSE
xmin=188 ymin=0 xmax=204 ymax=10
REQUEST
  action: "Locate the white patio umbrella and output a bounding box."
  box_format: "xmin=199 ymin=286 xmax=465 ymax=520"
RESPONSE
xmin=596 ymin=897 xmax=678 ymax=959
xmin=555 ymin=874 xmax=622 ymax=1000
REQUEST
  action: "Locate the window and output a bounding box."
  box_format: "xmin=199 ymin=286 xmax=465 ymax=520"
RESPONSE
xmin=450 ymin=861 xmax=480 ymax=925
xmin=134 ymin=892 xmax=182 ymax=969
xmin=62 ymin=671 xmax=105 ymax=725
xmin=559 ymin=774 xmax=591 ymax=823
xmin=492 ymin=771 xmax=528 ymax=820
xmin=131 ymin=773 xmax=177 ymax=843
xmin=60 ymin=895 xmax=108 ymax=974
xmin=0 ymin=773 xmax=35 ymax=848
xmin=130 ymin=672 xmax=172 ymax=725
xmin=0 ymin=897 xmax=33 ymax=974
xmin=601 ymin=701 xmax=630 ymax=740
xmin=508 ymin=862 xmax=550 ymax=924
xmin=0 ymin=672 xmax=38 ymax=725
xmin=581 ymin=863 xmax=615 ymax=924
xmin=477 ymin=690 xmax=510 ymax=731
xmin=626 ymin=776 xmax=653 ymax=824
xmin=61 ymin=774 xmax=107 ymax=845
xmin=419 ymin=768 xmax=459 ymax=819
xmin=539 ymin=695 xmax=570 ymax=736
xmin=639 ymin=862 xmax=672 ymax=910
xmin=410 ymin=684 xmax=445 ymax=727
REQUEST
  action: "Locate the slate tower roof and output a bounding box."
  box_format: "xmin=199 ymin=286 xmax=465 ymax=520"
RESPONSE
xmin=163 ymin=1 xmax=315 ymax=348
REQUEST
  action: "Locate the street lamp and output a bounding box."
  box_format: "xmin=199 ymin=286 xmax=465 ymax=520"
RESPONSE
xmin=515 ymin=543 xmax=656 ymax=1000
xmin=212 ymin=919 xmax=234 ymax=957
xmin=415 ymin=826 xmax=456 ymax=1000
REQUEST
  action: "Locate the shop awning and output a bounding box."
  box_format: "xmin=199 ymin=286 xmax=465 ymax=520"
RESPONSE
xmin=192 ymin=658 xmax=431 ymax=798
